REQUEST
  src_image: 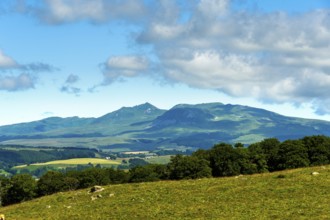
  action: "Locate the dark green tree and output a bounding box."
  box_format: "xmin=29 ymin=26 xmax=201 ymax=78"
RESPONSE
xmin=248 ymin=143 xmax=268 ymax=173
xmin=0 ymin=176 xmax=10 ymax=206
xmin=276 ymin=140 xmax=310 ymax=170
xmin=128 ymin=158 xmax=149 ymax=169
xmin=303 ymin=135 xmax=330 ymax=165
xmin=235 ymin=146 xmax=258 ymax=174
xmin=2 ymin=174 xmax=37 ymax=206
xmin=62 ymin=176 xmax=80 ymax=191
xmin=37 ymin=171 xmax=65 ymax=196
xmin=209 ymin=143 xmax=241 ymax=177
xmin=106 ymin=168 xmax=129 ymax=184
xmin=259 ymin=138 xmax=280 ymax=171
xmin=73 ymin=168 xmax=110 ymax=188
xmin=129 ymin=164 xmax=167 ymax=183
xmin=192 ymin=149 xmax=211 ymax=161
xmin=167 ymin=155 xmax=211 ymax=180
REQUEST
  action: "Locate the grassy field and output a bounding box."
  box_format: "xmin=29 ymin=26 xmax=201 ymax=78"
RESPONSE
xmin=13 ymin=156 xmax=172 ymax=172
xmin=1 ymin=165 xmax=329 ymax=219
xmin=145 ymin=155 xmax=172 ymax=164
xmin=14 ymin=158 xmax=121 ymax=169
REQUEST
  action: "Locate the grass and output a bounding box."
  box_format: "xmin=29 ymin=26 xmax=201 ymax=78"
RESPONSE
xmin=145 ymin=155 xmax=172 ymax=164
xmin=1 ymin=165 xmax=329 ymax=219
xmin=1 ymin=136 xmax=134 ymax=148
xmin=14 ymin=158 xmax=121 ymax=169
xmin=0 ymin=169 xmax=10 ymax=176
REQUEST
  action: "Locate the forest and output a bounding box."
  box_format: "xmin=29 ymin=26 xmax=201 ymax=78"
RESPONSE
xmin=0 ymin=135 xmax=329 ymax=206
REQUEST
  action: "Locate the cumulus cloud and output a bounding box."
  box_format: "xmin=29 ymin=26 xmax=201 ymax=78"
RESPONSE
xmin=102 ymin=55 xmax=149 ymax=84
xmin=0 ymin=73 xmax=35 ymax=91
xmin=133 ymin=1 xmax=330 ymax=115
xmin=0 ymin=50 xmax=17 ymax=68
xmin=11 ymin=0 xmax=330 ymax=115
xmin=0 ymin=49 xmax=57 ymax=92
xmin=22 ymin=0 xmax=146 ymax=24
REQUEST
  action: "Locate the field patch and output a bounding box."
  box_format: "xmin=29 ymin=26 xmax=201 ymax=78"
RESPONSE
xmin=145 ymin=155 xmax=172 ymax=164
xmin=15 ymin=158 xmax=120 ymax=168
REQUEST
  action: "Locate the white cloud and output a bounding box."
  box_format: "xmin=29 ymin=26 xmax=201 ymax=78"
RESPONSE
xmin=0 ymin=73 xmax=35 ymax=91
xmin=0 ymin=49 xmax=56 ymax=92
xmin=102 ymin=55 xmax=149 ymax=84
xmin=197 ymin=0 xmax=229 ymax=18
xmin=164 ymin=51 xmax=260 ymax=93
xmin=134 ymin=2 xmax=330 ymax=114
xmin=11 ymin=0 xmax=330 ymax=115
xmin=32 ymin=0 xmax=146 ymax=24
xmin=0 ymin=50 xmax=17 ymax=68
xmin=107 ymin=56 xmax=148 ymax=71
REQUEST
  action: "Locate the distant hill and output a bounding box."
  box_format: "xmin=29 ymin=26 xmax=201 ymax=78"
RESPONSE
xmin=1 ymin=165 xmax=329 ymax=219
xmin=1 ymin=102 xmax=330 ymax=151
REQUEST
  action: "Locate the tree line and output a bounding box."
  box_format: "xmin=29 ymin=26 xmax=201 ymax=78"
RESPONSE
xmin=1 ymin=135 xmax=329 ymax=206
xmin=0 ymin=147 xmax=97 ymax=171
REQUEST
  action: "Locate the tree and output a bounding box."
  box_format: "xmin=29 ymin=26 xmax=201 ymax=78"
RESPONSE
xmin=0 ymin=176 xmax=10 ymax=206
xmin=303 ymin=135 xmax=330 ymax=165
xmin=248 ymin=143 xmax=268 ymax=173
xmin=72 ymin=168 xmax=110 ymax=189
xmin=128 ymin=158 xmax=149 ymax=169
xmin=259 ymin=138 xmax=280 ymax=171
xmin=129 ymin=164 xmax=167 ymax=183
xmin=106 ymin=168 xmax=129 ymax=184
xmin=192 ymin=149 xmax=210 ymax=161
xmin=167 ymin=155 xmax=211 ymax=180
xmin=37 ymin=171 xmax=65 ymax=196
xmin=61 ymin=176 xmax=79 ymax=191
xmin=235 ymin=146 xmax=258 ymax=174
xmin=275 ymin=140 xmax=310 ymax=170
xmin=2 ymin=174 xmax=37 ymax=206
xmin=209 ymin=143 xmax=241 ymax=177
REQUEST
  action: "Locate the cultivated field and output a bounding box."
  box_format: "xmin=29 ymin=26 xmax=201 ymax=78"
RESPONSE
xmin=1 ymin=165 xmax=329 ymax=219
xmin=15 ymin=158 xmax=121 ymax=168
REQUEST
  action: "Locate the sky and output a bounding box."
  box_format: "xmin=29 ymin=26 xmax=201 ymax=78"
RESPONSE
xmin=1 ymin=0 xmax=330 ymax=126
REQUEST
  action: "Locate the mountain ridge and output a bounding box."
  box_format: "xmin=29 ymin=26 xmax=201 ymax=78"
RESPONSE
xmin=1 ymin=102 xmax=330 ymax=150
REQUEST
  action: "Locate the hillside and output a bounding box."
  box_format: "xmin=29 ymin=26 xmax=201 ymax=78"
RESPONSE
xmin=1 ymin=102 xmax=330 ymax=151
xmin=1 ymin=165 xmax=329 ymax=219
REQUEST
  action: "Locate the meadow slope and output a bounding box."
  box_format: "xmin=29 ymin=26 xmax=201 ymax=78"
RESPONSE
xmin=1 ymin=165 xmax=329 ymax=220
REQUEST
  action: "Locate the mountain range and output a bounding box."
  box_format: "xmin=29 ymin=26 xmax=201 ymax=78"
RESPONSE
xmin=1 ymin=102 xmax=330 ymax=151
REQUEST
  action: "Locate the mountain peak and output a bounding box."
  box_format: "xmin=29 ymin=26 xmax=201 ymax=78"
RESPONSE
xmin=172 ymin=102 xmax=224 ymax=109
xmin=133 ymin=102 xmax=157 ymax=110
xmin=93 ymin=103 xmax=164 ymax=124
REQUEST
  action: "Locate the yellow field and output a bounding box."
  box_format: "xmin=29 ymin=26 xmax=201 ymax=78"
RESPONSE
xmin=15 ymin=158 xmax=120 ymax=168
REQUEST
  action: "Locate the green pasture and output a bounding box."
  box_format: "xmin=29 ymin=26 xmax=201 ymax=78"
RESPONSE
xmin=1 ymin=165 xmax=329 ymax=219
xmin=145 ymin=155 xmax=172 ymax=164
xmin=14 ymin=158 xmax=121 ymax=170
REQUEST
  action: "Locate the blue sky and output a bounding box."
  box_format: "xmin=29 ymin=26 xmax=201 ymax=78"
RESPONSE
xmin=0 ymin=0 xmax=330 ymax=126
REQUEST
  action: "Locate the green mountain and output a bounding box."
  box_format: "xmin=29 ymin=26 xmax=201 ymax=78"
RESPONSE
xmin=0 ymin=102 xmax=330 ymax=151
